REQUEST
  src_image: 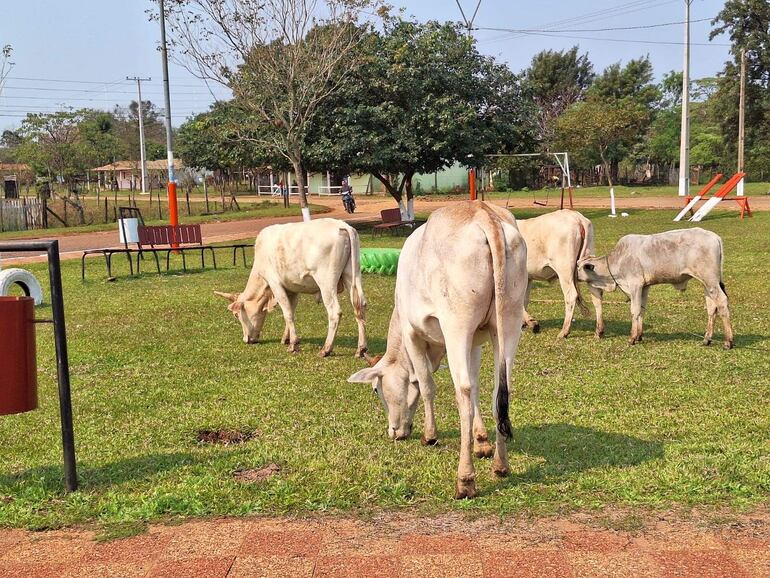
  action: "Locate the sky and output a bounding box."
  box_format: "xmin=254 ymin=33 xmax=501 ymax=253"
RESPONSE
xmin=0 ymin=0 xmax=733 ymax=132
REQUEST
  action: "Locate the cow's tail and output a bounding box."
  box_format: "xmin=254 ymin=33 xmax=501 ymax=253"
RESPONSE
xmin=718 ymin=236 xmax=727 ymax=296
xmin=574 ymin=220 xmax=592 ymax=317
xmin=344 ymin=225 xmax=367 ymax=321
xmin=476 ymin=204 xmax=513 ymax=440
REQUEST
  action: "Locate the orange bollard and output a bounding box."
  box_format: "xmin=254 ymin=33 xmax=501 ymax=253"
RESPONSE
xmin=168 ymin=181 xmax=179 ymax=249
xmin=469 ymin=170 xmax=477 ymax=201
xmin=0 ymin=296 xmax=38 ymax=416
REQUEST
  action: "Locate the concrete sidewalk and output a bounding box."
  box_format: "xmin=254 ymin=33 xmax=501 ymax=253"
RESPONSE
xmin=0 ymin=512 xmax=768 ymax=577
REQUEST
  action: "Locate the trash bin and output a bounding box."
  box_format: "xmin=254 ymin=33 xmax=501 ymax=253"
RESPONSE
xmin=0 ymin=296 xmax=38 ymax=415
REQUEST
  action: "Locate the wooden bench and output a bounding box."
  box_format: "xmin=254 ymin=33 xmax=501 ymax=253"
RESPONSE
xmin=81 ymin=223 xmax=250 ymax=280
xmin=372 ymin=208 xmax=421 ymax=237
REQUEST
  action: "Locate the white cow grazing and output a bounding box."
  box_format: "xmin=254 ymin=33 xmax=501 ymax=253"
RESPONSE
xmin=517 ymin=210 xmax=604 ymax=338
xmin=348 ymin=202 xmax=528 ymax=499
xmin=215 ymin=218 xmax=367 ymax=357
xmin=577 ymin=227 xmax=734 ymax=348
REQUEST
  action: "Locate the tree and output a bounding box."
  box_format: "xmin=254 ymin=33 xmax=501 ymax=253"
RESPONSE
xmin=710 ymin=0 xmax=770 ymax=178
xmin=112 ymin=100 xmax=166 ymax=162
xmin=556 ymin=98 xmax=647 ymax=187
xmin=522 ymin=46 xmax=594 ymax=150
xmin=162 ymin=0 xmax=381 ymax=221
xmin=306 ymin=19 xmax=533 ymax=218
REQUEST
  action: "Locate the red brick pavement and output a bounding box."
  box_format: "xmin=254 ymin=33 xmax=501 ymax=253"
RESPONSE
xmin=1 ymin=512 xmax=768 ymax=577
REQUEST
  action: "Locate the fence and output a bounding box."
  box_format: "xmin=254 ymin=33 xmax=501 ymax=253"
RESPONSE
xmin=0 ymin=198 xmax=45 ymax=233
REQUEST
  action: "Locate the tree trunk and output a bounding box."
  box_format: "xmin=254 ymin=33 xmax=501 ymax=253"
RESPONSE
xmin=600 ymin=150 xmax=613 ymax=188
xmin=290 ymin=158 xmax=311 ymax=222
xmin=404 ymin=172 xmax=415 ymax=221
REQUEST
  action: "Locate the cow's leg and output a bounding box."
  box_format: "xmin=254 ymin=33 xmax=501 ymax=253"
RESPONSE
xmin=588 ymin=285 xmax=605 ymax=338
xmin=318 ymin=285 xmax=343 ymax=357
xmin=488 ymin=318 xmax=520 ymax=479
xmin=628 ymin=286 xmax=645 ymax=345
xmin=269 ymin=284 xmax=300 ymax=352
xmin=705 ymin=283 xmax=734 ymax=349
xmin=403 ymin=332 xmax=438 ymax=446
xmin=281 ymin=293 xmax=298 ymax=345
xmin=521 ymin=280 xmax=540 ymax=333
xmin=556 ymin=273 xmax=579 ymax=339
xmin=703 ymin=291 xmax=717 ymax=346
xmin=342 ymin=269 xmax=367 ymax=358
xmin=637 ymin=286 xmax=650 ymax=342
xmin=444 ymin=332 xmax=477 ymax=499
xmin=469 ymin=345 xmax=493 ymax=458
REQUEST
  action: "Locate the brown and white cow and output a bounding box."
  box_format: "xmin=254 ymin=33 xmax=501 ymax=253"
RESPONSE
xmin=517 ymin=210 xmax=604 ymax=338
xmin=215 ymin=218 xmax=367 ymax=357
xmin=577 ymin=227 xmax=734 ymax=348
xmin=348 ymin=201 xmax=528 ymax=499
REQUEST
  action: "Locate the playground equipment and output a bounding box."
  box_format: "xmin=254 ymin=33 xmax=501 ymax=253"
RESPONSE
xmin=0 ymin=240 xmax=77 ymax=492
xmin=490 ymin=152 xmax=574 ymax=210
xmin=0 ymin=257 xmax=44 ymax=305
xmin=360 ymin=248 xmax=400 ymax=275
xmin=674 ymin=173 xmax=751 ymax=222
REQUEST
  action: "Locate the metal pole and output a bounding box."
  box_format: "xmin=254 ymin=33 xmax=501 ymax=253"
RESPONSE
xmin=158 ymin=0 xmax=179 ymax=230
xmin=677 ymin=0 xmax=693 ymax=197
xmin=127 ymin=77 xmax=151 ymax=196
xmin=737 ymin=49 xmax=746 ymax=196
xmin=0 ymin=240 xmax=77 ymax=493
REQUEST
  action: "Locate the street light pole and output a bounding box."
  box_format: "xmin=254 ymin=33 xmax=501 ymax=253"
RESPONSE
xmin=677 ymin=0 xmax=693 ymax=197
xmin=127 ymin=77 xmax=151 ymax=196
xmin=737 ymin=49 xmax=746 ymax=196
xmin=158 ymin=0 xmax=179 ymax=229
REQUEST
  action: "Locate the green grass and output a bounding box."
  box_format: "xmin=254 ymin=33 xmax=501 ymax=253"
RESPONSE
xmin=0 ymin=208 xmax=768 ymax=530
xmin=424 ymin=181 xmax=770 ymax=201
xmin=0 ymin=200 xmax=331 ymax=241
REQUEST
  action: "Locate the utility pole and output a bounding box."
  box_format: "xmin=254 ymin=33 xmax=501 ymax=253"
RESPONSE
xmin=737 ymin=49 xmax=746 ymax=196
xmin=455 ymin=1 xmax=482 ymax=200
xmin=677 ymin=0 xmax=693 ymax=197
xmin=158 ymin=0 xmax=179 ymax=229
xmin=126 ymin=77 xmax=151 ymax=196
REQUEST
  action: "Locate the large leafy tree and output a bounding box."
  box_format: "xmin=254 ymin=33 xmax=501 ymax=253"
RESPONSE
xmin=710 ymin=0 xmax=770 ymax=177
xmin=522 ymin=46 xmax=594 ymax=150
xmin=307 ymin=19 xmax=533 ymax=218
xmin=162 ymin=0 xmax=381 ymax=221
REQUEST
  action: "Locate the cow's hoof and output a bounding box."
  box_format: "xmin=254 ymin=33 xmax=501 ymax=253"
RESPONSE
xmin=474 ymin=442 xmax=494 ymax=459
xmin=421 ymin=436 xmax=439 ymax=446
xmin=703 ymin=338 xmax=712 ymax=346
xmin=454 ymin=479 xmax=477 ymax=500
xmin=318 ymin=348 xmax=332 ymax=358
xmin=628 ymin=337 xmax=638 ymax=345
xmin=288 ymin=343 xmax=300 ymax=353
xmin=281 ymin=337 xmax=290 ymax=345
xmin=595 ymin=330 xmax=604 ymax=339
xmin=492 ymin=465 xmax=510 ymax=478
xmin=556 ymin=331 xmax=569 ymax=340
xmin=355 ymin=347 xmax=367 ymax=359
xmin=531 ymin=323 xmax=541 ymax=334
xmin=723 ymin=340 xmax=734 ymax=350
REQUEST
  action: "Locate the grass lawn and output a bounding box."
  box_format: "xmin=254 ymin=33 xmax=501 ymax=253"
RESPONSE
xmin=0 ymin=207 xmax=768 ymax=531
xmin=0 ymin=200 xmax=331 ymax=241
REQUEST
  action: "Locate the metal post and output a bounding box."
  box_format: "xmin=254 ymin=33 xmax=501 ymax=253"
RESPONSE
xmin=0 ymin=240 xmax=77 ymax=492
xmin=158 ymin=0 xmax=179 ymax=231
xmin=678 ymin=0 xmax=693 ymax=197
xmin=127 ymin=77 xmax=151 ymax=196
xmin=737 ymin=49 xmax=746 ymax=196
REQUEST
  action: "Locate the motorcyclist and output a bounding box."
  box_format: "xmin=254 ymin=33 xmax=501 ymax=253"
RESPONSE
xmin=341 ymin=178 xmax=355 ymax=214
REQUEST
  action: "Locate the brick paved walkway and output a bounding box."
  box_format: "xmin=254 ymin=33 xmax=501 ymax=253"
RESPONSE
xmin=1 ymin=512 xmax=768 ymax=577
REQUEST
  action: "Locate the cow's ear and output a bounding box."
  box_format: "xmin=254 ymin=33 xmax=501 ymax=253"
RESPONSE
xmin=348 ymin=366 xmax=383 ymax=384
xmin=228 ymin=301 xmax=244 ymax=313
xmin=583 ymin=263 xmax=595 ymax=272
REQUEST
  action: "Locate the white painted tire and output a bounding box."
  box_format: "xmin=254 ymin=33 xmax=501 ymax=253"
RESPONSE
xmin=0 ymin=268 xmax=44 ymax=305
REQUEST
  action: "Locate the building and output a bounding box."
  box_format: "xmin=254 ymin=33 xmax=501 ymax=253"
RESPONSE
xmin=92 ymin=160 xmax=184 ymax=191
xmin=0 ymin=164 xmax=34 ymax=198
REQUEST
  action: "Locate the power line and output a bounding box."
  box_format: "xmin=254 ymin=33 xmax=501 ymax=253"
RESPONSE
xmin=476 ymin=16 xmax=712 ymax=34
xmin=508 ymin=30 xmax=729 ymax=47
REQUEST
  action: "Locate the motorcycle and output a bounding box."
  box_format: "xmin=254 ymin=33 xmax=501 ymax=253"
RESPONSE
xmin=341 ymin=190 xmax=356 ymax=214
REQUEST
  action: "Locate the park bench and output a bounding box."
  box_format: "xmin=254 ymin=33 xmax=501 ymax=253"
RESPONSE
xmin=372 ymin=208 xmax=423 ymax=237
xmin=81 ymin=212 xmax=250 ymax=280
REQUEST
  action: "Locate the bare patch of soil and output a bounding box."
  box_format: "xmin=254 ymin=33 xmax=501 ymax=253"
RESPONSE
xmin=196 ymin=429 xmax=256 ymax=445
xmin=233 ymin=463 xmax=281 ymax=483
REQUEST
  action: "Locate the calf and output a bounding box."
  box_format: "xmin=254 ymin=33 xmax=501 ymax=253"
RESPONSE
xmin=348 ymin=201 xmax=528 ymax=499
xmin=577 ymin=227 xmax=734 ymax=348
xmin=215 ymin=218 xmax=367 ymax=357
xmin=517 ymin=210 xmax=604 ymax=338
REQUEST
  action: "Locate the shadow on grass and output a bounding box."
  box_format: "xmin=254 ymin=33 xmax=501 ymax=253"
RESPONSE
xmin=0 ymin=451 xmax=217 ymax=493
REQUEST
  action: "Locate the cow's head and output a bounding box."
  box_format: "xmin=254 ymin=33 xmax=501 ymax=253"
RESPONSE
xmin=214 ymin=287 xmax=277 ymax=344
xmin=348 ymin=354 xmax=419 ymax=441
xmin=577 ymin=256 xmax=617 ymax=292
